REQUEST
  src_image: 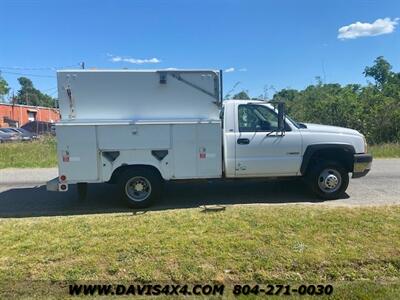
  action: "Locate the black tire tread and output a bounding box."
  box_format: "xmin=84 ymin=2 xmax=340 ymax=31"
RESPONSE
xmin=306 ymin=160 xmax=349 ymax=200
xmin=118 ymin=167 xmax=162 ymax=208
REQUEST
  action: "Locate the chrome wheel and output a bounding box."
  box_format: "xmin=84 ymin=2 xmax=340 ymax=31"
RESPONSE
xmin=125 ymin=176 xmax=152 ymax=202
xmin=317 ymin=168 xmax=341 ymax=193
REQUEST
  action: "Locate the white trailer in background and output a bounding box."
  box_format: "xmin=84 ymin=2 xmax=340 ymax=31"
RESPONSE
xmin=48 ymin=69 xmax=372 ymax=208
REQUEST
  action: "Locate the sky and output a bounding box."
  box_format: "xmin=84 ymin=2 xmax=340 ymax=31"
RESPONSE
xmin=1 ymin=0 xmax=399 ymax=99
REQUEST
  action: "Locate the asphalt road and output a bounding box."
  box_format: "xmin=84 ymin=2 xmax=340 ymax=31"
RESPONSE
xmin=0 ymin=159 xmax=399 ymax=218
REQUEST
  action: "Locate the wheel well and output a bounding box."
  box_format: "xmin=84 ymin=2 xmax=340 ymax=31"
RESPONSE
xmin=302 ymin=146 xmax=354 ymax=175
xmin=108 ymin=164 xmax=163 ymax=184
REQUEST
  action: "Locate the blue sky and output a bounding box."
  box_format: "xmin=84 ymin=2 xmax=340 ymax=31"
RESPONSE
xmin=1 ymin=0 xmax=399 ymax=99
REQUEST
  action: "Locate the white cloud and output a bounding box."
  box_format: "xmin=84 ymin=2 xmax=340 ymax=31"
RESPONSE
xmin=107 ymin=54 xmax=161 ymax=64
xmin=224 ymin=67 xmax=247 ymax=73
xmin=338 ymin=17 xmax=399 ymax=40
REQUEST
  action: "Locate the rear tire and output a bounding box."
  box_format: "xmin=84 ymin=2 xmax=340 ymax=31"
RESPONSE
xmin=118 ymin=167 xmax=162 ymax=208
xmin=306 ymin=161 xmax=349 ymax=200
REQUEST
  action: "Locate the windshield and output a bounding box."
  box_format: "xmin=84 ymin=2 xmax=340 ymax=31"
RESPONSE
xmin=1 ymin=128 xmax=14 ymax=133
xmin=285 ymin=115 xmax=302 ymax=129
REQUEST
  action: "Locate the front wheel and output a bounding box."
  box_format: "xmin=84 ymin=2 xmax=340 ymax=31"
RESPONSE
xmin=118 ymin=167 xmax=162 ymax=208
xmin=306 ymin=161 xmax=349 ymax=200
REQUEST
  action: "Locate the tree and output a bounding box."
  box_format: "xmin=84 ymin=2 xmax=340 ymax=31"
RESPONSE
xmin=232 ymin=90 xmax=250 ymax=100
xmin=270 ymin=56 xmax=400 ymax=144
xmin=364 ymin=56 xmax=392 ymax=88
xmin=0 ymin=75 xmax=10 ymax=101
xmin=16 ymin=77 xmax=56 ymax=107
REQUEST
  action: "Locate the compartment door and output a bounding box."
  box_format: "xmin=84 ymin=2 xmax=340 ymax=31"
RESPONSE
xmin=56 ymin=125 xmax=99 ymax=181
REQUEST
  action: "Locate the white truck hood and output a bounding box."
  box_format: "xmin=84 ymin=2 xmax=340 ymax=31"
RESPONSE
xmin=303 ymin=123 xmax=361 ymax=136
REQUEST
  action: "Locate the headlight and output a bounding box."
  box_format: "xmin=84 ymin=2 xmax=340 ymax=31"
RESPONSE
xmin=362 ymin=135 xmax=368 ymax=153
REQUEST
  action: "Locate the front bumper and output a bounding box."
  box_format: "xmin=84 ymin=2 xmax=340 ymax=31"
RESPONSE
xmin=352 ymin=153 xmax=373 ymax=178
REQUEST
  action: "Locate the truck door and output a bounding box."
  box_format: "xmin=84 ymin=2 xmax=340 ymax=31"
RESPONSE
xmin=235 ymin=104 xmax=302 ymax=176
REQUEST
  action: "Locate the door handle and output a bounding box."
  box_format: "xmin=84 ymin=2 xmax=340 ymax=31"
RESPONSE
xmin=237 ymin=138 xmax=250 ymax=145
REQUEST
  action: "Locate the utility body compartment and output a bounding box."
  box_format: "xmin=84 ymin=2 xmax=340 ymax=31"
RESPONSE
xmin=55 ymin=69 xmax=223 ymax=184
xmin=56 ymin=120 xmax=222 ymax=183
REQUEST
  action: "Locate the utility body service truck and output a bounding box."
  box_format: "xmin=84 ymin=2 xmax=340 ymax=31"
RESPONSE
xmin=47 ymin=69 xmax=372 ymax=207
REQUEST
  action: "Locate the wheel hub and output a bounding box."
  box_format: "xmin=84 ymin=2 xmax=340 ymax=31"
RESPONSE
xmin=318 ymin=168 xmax=342 ymax=193
xmin=125 ymin=176 xmax=152 ymax=202
xmin=134 ymin=183 xmax=144 ymax=192
xmin=324 ymin=174 xmax=338 ymax=189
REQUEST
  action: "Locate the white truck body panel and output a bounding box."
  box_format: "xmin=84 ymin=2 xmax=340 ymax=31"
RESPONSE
xmin=56 ymin=125 xmax=99 ymax=182
xmin=234 ymin=131 xmax=302 ymax=176
xmin=97 ymin=124 xmax=171 ymax=150
xmin=232 ymin=101 xmax=302 ymax=176
xmin=57 ymin=70 xmax=220 ymax=120
xmin=56 ymin=120 xmax=222 ymax=183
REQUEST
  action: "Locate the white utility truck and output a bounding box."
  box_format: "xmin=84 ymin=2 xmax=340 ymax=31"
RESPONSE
xmin=47 ymin=69 xmax=372 ymax=207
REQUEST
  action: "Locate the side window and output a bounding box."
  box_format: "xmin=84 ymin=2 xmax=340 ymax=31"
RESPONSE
xmin=238 ymin=105 xmax=279 ymax=132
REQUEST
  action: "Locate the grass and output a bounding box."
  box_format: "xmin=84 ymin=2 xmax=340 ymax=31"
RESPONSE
xmin=0 ymin=205 xmax=399 ymax=298
xmin=0 ymin=135 xmax=57 ymax=168
xmin=369 ymin=143 xmax=400 ymax=158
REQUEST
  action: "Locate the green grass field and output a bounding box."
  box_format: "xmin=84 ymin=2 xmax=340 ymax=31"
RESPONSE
xmin=0 ymin=137 xmax=399 ymax=169
xmin=0 ymin=206 xmax=399 ymax=298
xmin=0 ymin=136 xmax=57 ymax=168
xmin=369 ymin=143 xmax=400 ymax=158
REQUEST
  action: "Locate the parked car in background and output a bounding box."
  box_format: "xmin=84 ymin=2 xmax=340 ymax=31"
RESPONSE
xmin=0 ymin=129 xmax=20 ymax=143
xmin=8 ymin=127 xmax=37 ymax=141
xmin=17 ymin=128 xmax=38 ymax=140
xmin=0 ymin=128 xmax=23 ymax=141
xmin=21 ymin=121 xmax=55 ymax=135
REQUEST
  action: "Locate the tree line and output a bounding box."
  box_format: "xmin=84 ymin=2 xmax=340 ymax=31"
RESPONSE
xmin=0 ymin=76 xmax=56 ymax=108
xmin=232 ymin=56 xmax=400 ymax=145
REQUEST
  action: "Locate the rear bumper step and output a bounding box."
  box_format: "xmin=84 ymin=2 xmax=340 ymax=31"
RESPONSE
xmin=46 ymin=177 xmax=68 ymax=192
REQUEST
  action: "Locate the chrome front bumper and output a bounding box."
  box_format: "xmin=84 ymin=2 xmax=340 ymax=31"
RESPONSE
xmin=352 ymin=154 xmax=373 ymax=178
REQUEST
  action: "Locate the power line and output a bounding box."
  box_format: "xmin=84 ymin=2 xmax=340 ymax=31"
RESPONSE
xmin=0 ymin=71 xmax=56 ymax=78
xmin=41 ymin=86 xmax=57 ymax=91
xmin=0 ymin=66 xmax=55 ymax=71
xmin=0 ymin=64 xmax=80 ymax=71
xmin=48 ymin=90 xmax=58 ymax=97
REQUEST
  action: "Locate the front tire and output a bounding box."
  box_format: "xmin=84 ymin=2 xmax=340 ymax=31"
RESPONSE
xmin=306 ymin=161 xmax=349 ymax=200
xmin=118 ymin=167 xmax=162 ymax=208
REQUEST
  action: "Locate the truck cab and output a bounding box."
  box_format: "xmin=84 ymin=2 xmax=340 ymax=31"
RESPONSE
xmin=223 ymin=100 xmax=371 ymax=199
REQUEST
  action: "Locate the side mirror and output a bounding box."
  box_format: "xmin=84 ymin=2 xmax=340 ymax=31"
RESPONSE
xmin=277 ymin=102 xmax=285 ymax=131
